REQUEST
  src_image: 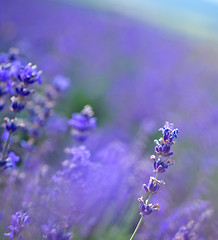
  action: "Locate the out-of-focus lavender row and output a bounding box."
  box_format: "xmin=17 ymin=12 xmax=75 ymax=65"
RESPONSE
xmin=0 ymin=0 xmax=218 ymax=239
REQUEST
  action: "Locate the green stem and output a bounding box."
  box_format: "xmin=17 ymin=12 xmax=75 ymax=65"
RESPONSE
xmin=129 ymin=215 xmax=144 ymax=240
xmin=129 ymin=171 xmax=159 ymax=240
xmin=1 ymin=132 xmax=12 ymax=162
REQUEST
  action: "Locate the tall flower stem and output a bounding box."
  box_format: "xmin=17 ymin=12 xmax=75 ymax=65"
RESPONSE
xmin=129 ymin=172 xmax=159 ymax=240
xmin=1 ymin=132 xmax=12 ymax=162
xmin=129 ymin=215 xmax=144 ymax=240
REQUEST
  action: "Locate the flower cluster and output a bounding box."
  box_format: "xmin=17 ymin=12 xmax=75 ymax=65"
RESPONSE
xmin=0 ymin=50 xmax=70 ymax=171
xmin=69 ymin=105 xmax=97 ymax=141
xmin=138 ymin=122 xmax=179 ymax=217
xmin=129 ymin=122 xmax=180 ymax=240
xmin=0 ymin=50 xmax=42 ymax=169
xmin=4 ymin=212 xmax=30 ymax=240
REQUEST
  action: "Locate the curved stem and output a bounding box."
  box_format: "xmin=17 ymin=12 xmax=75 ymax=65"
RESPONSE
xmin=1 ymin=132 xmax=12 ymax=162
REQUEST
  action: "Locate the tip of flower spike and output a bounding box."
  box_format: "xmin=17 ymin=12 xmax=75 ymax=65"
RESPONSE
xmin=81 ymin=105 xmax=94 ymax=117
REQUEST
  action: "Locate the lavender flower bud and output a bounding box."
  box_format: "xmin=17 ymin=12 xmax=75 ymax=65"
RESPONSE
xmin=4 ymin=118 xmax=18 ymax=133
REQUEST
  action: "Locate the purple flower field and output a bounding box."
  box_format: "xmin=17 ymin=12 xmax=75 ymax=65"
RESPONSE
xmin=1 ymin=0 xmax=218 ymax=239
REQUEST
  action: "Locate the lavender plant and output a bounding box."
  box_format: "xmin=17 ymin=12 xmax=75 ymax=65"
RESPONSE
xmin=1 ymin=1 xmax=218 ymax=238
xmin=129 ymin=122 xmax=179 ymax=240
xmin=0 ymin=50 xmax=42 ymax=169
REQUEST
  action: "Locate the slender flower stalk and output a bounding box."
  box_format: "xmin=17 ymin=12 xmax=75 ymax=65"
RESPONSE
xmin=129 ymin=122 xmax=179 ymax=240
xmin=1 ymin=132 xmax=12 ymax=162
xmin=129 ymin=216 xmax=144 ymax=240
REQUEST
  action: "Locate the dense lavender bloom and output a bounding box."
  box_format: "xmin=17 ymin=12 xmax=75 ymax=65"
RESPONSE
xmin=160 ymin=122 xmax=179 ymax=141
xmin=18 ymin=63 xmax=42 ymax=85
xmin=4 ymin=212 xmax=30 ymax=239
xmin=154 ymin=122 xmax=179 ymax=157
xmin=152 ymin=122 xmax=179 ymax=174
xmin=69 ymin=105 xmax=97 ymax=141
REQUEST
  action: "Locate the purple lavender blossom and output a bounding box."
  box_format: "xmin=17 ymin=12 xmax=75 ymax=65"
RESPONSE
xmin=69 ymin=105 xmax=97 ymax=141
xmin=138 ymin=197 xmax=160 ymax=216
xmin=18 ymin=63 xmax=42 ymax=85
xmin=15 ymin=87 xmax=31 ymax=96
xmin=154 ymin=122 xmax=179 ymax=157
xmin=4 ymin=212 xmax=30 ymax=239
xmin=4 ymin=118 xmax=18 ymax=133
xmin=143 ymin=177 xmax=165 ymax=194
xmin=130 ymin=122 xmax=179 ymax=240
xmin=1 ymin=1 xmax=218 ymax=239
xmin=10 ymin=96 xmax=25 ymax=112
xmin=152 ymin=122 xmax=179 ymax=173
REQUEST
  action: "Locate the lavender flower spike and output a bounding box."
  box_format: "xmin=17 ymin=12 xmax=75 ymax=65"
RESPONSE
xmin=69 ymin=105 xmax=97 ymax=141
xmin=4 ymin=212 xmax=30 ymax=240
xmin=129 ymin=122 xmax=179 ymax=240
